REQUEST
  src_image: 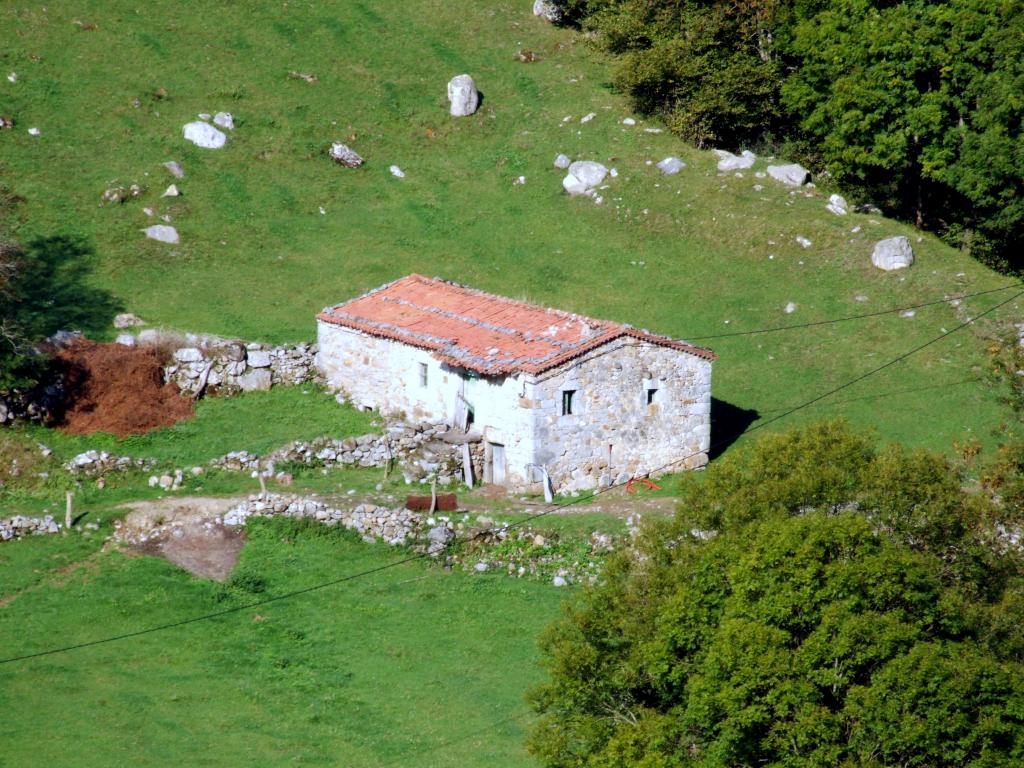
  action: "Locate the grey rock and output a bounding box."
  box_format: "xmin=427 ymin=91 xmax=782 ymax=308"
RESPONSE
xmin=714 ymin=149 xmax=757 ymax=171
xmin=767 ymin=163 xmax=811 ymax=187
xmin=116 ymin=333 xmax=136 ymax=347
xmin=113 ymin=313 xmax=145 ymax=329
xmin=142 ymin=224 xmax=179 ymax=244
xmin=236 ymin=369 xmax=272 ymax=391
xmin=552 ymin=575 xmax=567 ymax=587
xmin=563 ymin=160 xmax=608 ymax=195
xmin=183 ymin=121 xmax=226 ymax=149
xmin=329 ymin=142 xmax=364 ymax=168
xmin=826 ymin=194 xmax=849 ymax=216
xmin=447 ymin=74 xmax=479 ymax=117
xmin=871 ymin=236 xmax=914 ymax=271
xmin=174 ymin=347 xmax=204 ymax=363
xmin=162 ymin=184 xmax=180 ymax=198
xmin=532 ymin=0 xmax=563 ymax=22
xmin=163 ymin=160 xmax=185 ymax=178
xmin=553 ymin=153 xmax=571 ymax=169
xmin=656 ymin=156 xmax=686 ymax=175
xmin=389 ymin=165 xmax=405 ymax=178
xmin=213 ymin=111 xmax=234 ymax=130
xmin=246 ymin=350 xmax=271 ymax=368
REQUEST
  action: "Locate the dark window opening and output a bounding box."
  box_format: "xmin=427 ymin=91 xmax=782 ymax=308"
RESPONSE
xmin=418 ymin=362 xmax=428 ymax=387
xmin=562 ymin=390 xmax=576 ymax=416
xmin=647 ymin=388 xmax=659 ymax=405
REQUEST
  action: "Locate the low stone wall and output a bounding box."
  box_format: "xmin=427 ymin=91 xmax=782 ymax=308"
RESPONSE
xmin=66 ymin=450 xmax=156 ymax=476
xmin=1 ymin=514 xmax=60 ymax=540
xmin=210 ymin=423 xmax=484 ymax=486
xmin=222 ymin=495 xmax=421 ymax=546
xmin=164 ymin=340 xmax=317 ymax=394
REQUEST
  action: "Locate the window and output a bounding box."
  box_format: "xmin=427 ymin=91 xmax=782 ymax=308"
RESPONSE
xmin=561 ymin=389 xmax=576 ymax=416
xmin=647 ymin=387 xmax=659 ymax=405
xmin=418 ymin=362 xmax=428 ymax=387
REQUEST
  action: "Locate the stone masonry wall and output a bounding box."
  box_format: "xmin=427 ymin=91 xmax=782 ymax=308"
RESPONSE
xmin=526 ymin=339 xmax=712 ymax=493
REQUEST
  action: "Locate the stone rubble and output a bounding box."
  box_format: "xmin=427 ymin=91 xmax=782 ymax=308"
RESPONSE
xmin=1 ymin=515 xmax=60 ymax=540
xmin=158 ymin=338 xmax=318 ymax=393
xmin=66 ymin=450 xmax=156 ymax=476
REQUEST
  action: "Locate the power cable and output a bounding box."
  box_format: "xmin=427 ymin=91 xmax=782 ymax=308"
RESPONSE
xmin=1 ymin=288 xmax=1019 ymax=666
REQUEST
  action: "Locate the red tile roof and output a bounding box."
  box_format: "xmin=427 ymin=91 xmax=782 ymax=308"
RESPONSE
xmin=317 ymin=274 xmax=716 ymax=376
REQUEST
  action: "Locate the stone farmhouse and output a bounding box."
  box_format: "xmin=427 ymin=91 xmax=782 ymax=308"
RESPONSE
xmin=315 ymin=274 xmax=716 ymax=494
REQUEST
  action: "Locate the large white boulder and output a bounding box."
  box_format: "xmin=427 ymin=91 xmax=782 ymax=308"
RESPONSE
xmin=767 ymin=163 xmax=811 ymax=186
xmin=142 ymin=224 xmax=179 ymax=244
xmin=871 ymin=236 xmax=914 ymax=271
xmin=447 ymin=74 xmax=479 ymax=117
xmin=562 ymin=160 xmax=608 ymax=195
xmin=714 ymin=149 xmax=756 ymax=171
xmin=533 ymin=0 xmax=563 ymax=22
xmin=183 ymin=121 xmax=226 ymax=149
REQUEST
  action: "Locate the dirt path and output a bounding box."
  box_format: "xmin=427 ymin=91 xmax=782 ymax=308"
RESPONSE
xmin=117 ymin=496 xmax=248 ymax=581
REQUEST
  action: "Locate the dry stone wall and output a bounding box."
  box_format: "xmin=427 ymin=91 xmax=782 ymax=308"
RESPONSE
xmin=1 ymin=514 xmax=60 ymax=540
xmin=164 ymin=340 xmax=317 ymax=394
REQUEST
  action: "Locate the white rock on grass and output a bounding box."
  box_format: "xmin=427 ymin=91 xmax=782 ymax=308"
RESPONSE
xmin=580 ymin=112 xmax=596 ymax=123
xmin=714 ymin=149 xmax=756 ymax=171
xmin=552 ymin=575 xmax=567 ymax=587
xmin=871 ymin=236 xmax=914 ymax=271
xmin=533 ymin=0 xmax=563 ymax=23
xmin=142 ymin=224 xmax=179 ymax=244
xmin=795 ymin=235 xmax=812 ymax=249
xmin=27 ymin=127 xmax=40 ymax=136
xmin=656 ymin=157 xmax=686 ymax=175
xmin=622 ymin=117 xmax=636 ymax=126
xmin=163 ymin=160 xmax=185 ymax=178
xmin=827 ymin=194 xmax=849 ymax=215
xmin=389 ymin=165 xmax=406 ymax=178
xmin=113 ymin=313 xmax=145 ymax=329
xmin=329 ymin=142 xmax=364 ymax=167
xmin=767 ymin=163 xmax=811 ymax=186
xmin=447 ymin=74 xmax=479 ymax=117
xmin=213 ymin=111 xmax=234 ymax=130
xmin=553 ymin=153 xmax=571 ymax=169
xmin=784 ymin=302 xmax=797 ymax=314
xmin=183 ymin=121 xmax=226 ymax=149
xmin=162 ymin=184 xmax=180 ymax=198
xmin=562 ymin=160 xmax=607 ymax=195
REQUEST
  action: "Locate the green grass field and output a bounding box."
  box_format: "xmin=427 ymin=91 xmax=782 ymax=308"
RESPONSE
xmin=1 ymin=0 xmax=1021 ymax=765
xmin=1 ymin=0 xmax=1017 ymax=461
xmin=0 ymin=517 xmax=564 ymax=767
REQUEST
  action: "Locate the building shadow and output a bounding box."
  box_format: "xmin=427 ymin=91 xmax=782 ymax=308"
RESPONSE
xmin=709 ymin=397 xmax=760 ymax=460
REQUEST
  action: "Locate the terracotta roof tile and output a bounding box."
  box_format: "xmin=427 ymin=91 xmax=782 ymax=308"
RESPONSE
xmin=317 ymin=274 xmax=716 ymax=376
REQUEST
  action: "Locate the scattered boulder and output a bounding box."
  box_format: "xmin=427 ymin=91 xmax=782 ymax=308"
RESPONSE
xmin=826 ymin=194 xmax=849 ymax=215
xmin=795 ymin=236 xmax=812 ymax=249
xmin=767 ymin=163 xmax=811 ymax=186
xmin=553 ymin=153 xmax=571 ymax=169
xmin=0 ymin=116 xmax=14 ymax=129
xmin=533 ymin=0 xmax=563 ymax=22
xmin=183 ymin=121 xmax=226 ymax=149
xmin=163 ymin=160 xmax=185 ymax=178
xmin=389 ymin=165 xmax=405 ymax=178
xmin=288 ymin=70 xmax=318 ymax=83
xmin=871 ymin=236 xmax=914 ymax=271
xmin=562 ymin=160 xmax=608 ymax=195
xmin=162 ymin=184 xmax=180 ymax=198
xmin=656 ymin=157 xmax=686 ymax=175
xmin=714 ymin=149 xmax=756 ymax=171
xmin=447 ymin=74 xmax=479 ymax=117
xmin=329 ymin=142 xmax=364 ymax=167
xmin=784 ymin=302 xmax=797 ymax=314
xmin=213 ymin=111 xmax=234 ymax=130
xmin=622 ymin=117 xmax=636 ymax=126
xmin=27 ymin=127 xmax=40 ymax=136
xmin=142 ymin=224 xmax=179 ymax=244
xmin=580 ymin=112 xmax=596 ymax=123
xmin=113 ymin=313 xmax=146 ymax=329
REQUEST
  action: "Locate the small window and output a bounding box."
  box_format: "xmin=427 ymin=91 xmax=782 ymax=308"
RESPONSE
xmin=562 ymin=390 xmax=576 ymax=416
xmin=647 ymin=387 xmax=659 ymax=405
xmin=418 ymin=362 xmax=428 ymax=387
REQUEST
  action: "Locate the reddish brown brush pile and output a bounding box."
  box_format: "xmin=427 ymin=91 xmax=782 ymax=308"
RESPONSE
xmin=53 ymin=340 xmax=194 ymax=436
xmin=405 ymin=493 xmax=458 ymax=512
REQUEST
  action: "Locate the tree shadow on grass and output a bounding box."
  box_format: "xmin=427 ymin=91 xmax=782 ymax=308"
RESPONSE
xmin=709 ymin=397 xmax=760 ymax=460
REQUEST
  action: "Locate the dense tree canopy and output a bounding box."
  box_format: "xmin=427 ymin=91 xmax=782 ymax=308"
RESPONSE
xmin=528 ymin=422 xmax=1024 ymax=767
xmin=553 ymin=0 xmax=1024 ymax=271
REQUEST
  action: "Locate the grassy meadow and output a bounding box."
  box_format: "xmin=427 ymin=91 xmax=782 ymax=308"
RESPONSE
xmin=1 ymin=0 xmax=1022 ymax=765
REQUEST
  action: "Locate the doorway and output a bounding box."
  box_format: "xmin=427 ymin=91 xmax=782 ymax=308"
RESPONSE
xmin=489 ymin=442 xmax=506 ymax=486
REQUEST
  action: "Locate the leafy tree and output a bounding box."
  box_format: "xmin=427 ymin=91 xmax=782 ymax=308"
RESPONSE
xmin=528 ymin=421 xmax=1024 ymax=767
xmin=0 ymin=235 xmax=120 ymax=392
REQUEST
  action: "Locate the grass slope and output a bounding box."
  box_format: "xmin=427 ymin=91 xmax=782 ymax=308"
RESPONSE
xmin=0 ymin=518 xmax=562 ymax=767
xmin=0 ymin=0 xmax=1017 ymax=460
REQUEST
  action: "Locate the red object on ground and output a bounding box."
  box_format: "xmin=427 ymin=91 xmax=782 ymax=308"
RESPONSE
xmin=405 ymin=493 xmax=458 ymax=512
xmin=52 ymin=340 xmax=194 ymax=437
xmin=626 ymin=477 xmax=662 ymax=494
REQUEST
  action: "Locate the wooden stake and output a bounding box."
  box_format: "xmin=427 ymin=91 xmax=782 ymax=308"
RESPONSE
xmin=429 ymin=477 xmax=437 ymax=515
xmin=258 ymin=473 xmax=267 ymax=501
xmin=65 ymin=491 xmax=74 ymax=531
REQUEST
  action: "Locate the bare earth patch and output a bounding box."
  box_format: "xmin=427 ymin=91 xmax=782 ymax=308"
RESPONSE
xmin=116 ymin=496 xmax=247 ymax=581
